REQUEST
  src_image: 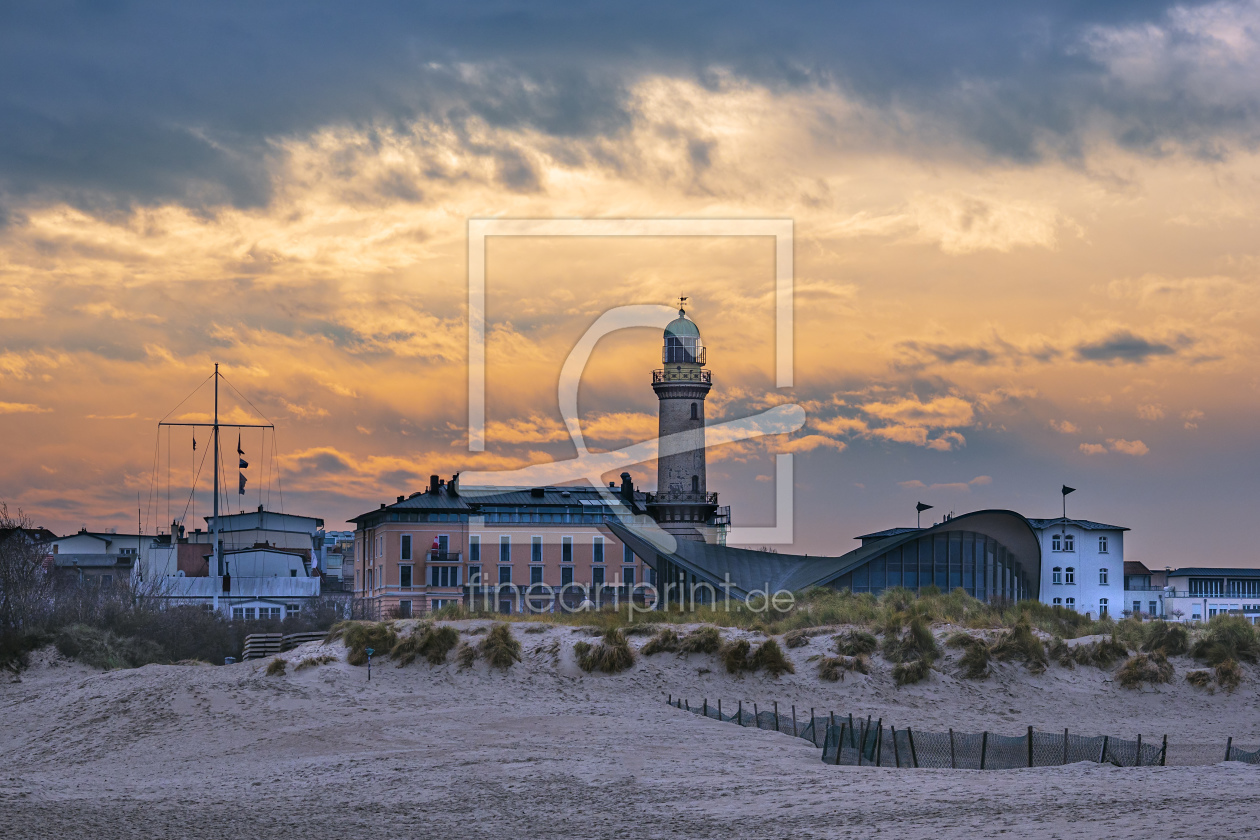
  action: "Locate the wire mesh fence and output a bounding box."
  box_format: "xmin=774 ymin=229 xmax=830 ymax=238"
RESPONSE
xmin=665 ymin=695 xmax=1254 ymax=768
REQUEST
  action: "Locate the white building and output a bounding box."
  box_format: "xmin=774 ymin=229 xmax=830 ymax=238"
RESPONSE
xmin=1163 ymin=568 xmax=1260 ymax=624
xmin=1027 ymin=518 xmax=1127 ymax=618
xmin=50 ymin=528 xmax=145 ymax=586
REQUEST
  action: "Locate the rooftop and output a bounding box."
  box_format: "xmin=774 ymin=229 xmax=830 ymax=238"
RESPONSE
xmin=1168 ymin=567 xmax=1260 ymax=579
xmin=1026 ymin=517 xmax=1129 ymax=532
xmin=855 ymin=527 xmax=922 ymax=541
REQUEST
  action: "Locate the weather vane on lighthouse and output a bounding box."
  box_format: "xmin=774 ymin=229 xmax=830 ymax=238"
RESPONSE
xmin=676 ymin=295 xmax=688 ymax=314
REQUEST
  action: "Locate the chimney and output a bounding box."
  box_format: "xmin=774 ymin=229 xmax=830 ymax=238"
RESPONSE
xmin=430 ymin=474 xmax=440 ymax=494
xmin=380 ymin=503 xmax=386 ymax=509
xmin=620 ymin=472 xmax=634 ymax=504
xmin=449 ymin=473 xmax=460 ymax=495
xmin=397 ymin=495 xmax=405 ymax=504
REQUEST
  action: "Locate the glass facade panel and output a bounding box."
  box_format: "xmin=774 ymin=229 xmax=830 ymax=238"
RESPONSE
xmin=887 ymin=546 xmax=902 ymax=588
xmin=933 ymin=535 xmax=948 ymax=590
xmin=853 ymin=563 xmax=869 ymax=592
xmin=948 ymin=532 xmax=962 ymax=591
xmin=870 ymin=556 xmax=886 ymax=590
xmin=962 ymin=533 xmax=975 ymax=591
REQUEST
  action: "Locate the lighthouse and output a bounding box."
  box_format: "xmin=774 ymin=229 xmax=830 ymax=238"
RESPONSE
xmin=647 ymin=305 xmax=719 ymax=542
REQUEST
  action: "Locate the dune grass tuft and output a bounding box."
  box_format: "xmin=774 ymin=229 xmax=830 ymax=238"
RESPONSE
xmin=479 ymin=623 xmax=521 ymax=669
xmin=835 ymin=630 xmax=878 ymax=657
xmin=1185 ymin=668 xmax=1213 ymax=688
xmin=748 ymin=638 xmax=795 ymax=677
xmin=574 ymin=628 xmax=636 ymax=673
xmin=1116 ymin=652 xmax=1173 ymax=689
xmin=265 ymin=657 xmax=287 ymax=676
xmin=719 ymin=639 xmax=751 ymax=674
xmin=817 ymin=654 xmax=869 ymax=681
xmin=1070 ymin=636 xmax=1129 ymax=669
xmin=1191 ymin=615 xmax=1260 ymax=666
xmin=990 ymin=618 xmax=1047 ymax=673
xmin=641 ymin=628 xmax=681 ymax=656
xmin=392 ymin=623 xmax=460 ymax=667
xmin=960 ymin=643 xmax=992 ymax=680
xmin=1215 ymin=658 xmax=1242 ymax=692
xmin=881 ymin=614 xmax=939 ymax=664
xmin=1141 ymin=621 xmax=1190 ymax=657
xmin=455 ymin=642 xmax=479 ymax=669
xmin=53 ymin=624 xmax=166 ymax=670
xmin=294 ymin=654 xmax=336 ymax=672
xmin=327 ymin=621 xmax=398 ymax=667
xmin=782 ymin=629 xmax=810 ymax=649
xmin=893 ymin=657 xmax=932 ymax=685
xmin=678 ymin=626 xmax=722 ymax=654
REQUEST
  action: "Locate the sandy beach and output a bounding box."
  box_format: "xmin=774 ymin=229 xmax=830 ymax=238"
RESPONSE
xmin=3 ymin=622 xmax=1258 ymax=839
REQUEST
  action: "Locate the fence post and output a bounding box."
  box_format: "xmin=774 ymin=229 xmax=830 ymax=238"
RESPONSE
xmin=703 ymin=698 xmax=707 ymax=717
xmin=1062 ymin=728 xmax=1069 ymax=766
xmin=836 ymin=722 xmax=846 ymax=765
xmin=908 ymin=727 xmax=919 ymax=768
xmin=1027 ymin=725 xmax=1033 ymax=768
xmin=738 ymin=700 xmax=743 ymax=726
xmin=792 ymin=705 xmax=798 ymax=738
xmin=1135 ymin=733 xmax=1141 ymax=767
xmin=980 ymin=731 xmax=988 ymax=770
xmin=891 ymin=726 xmax=901 ymax=768
xmin=810 ymin=708 xmax=816 ymax=745
xmin=774 ymin=701 xmax=780 ymax=733
xmin=849 ymin=714 xmax=856 ymax=748
xmin=857 ymin=720 xmax=869 ymax=767
xmin=829 ymin=712 xmax=836 ymax=763
xmin=949 ymin=728 xmax=956 ymax=769
xmin=1161 ymin=734 xmax=1168 ymax=767
xmin=718 ymin=699 xmax=722 ymax=721
xmin=668 ymin=694 xmax=671 ymax=705
xmin=874 ymin=719 xmax=883 ymax=767
xmin=1099 ymin=736 xmax=1109 ymax=765
xmin=1226 ymin=737 xmax=1233 ymax=762
xmin=753 ymin=703 xmax=759 ymax=728
xmin=685 ymin=699 xmax=689 ymax=712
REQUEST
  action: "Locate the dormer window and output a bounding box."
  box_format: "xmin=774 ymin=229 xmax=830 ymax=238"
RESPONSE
xmin=1052 ymin=567 xmax=1062 ymax=585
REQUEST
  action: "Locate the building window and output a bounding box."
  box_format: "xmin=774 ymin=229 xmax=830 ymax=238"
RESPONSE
xmin=400 ymin=564 xmax=413 ymax=588
xmin=401 ymin=534 xmax=412 ymax=561
xmin=397 ymin=600 xmax=412 ymax=618
xmin=1065 ymin=567 xmax=1075 ymax=585
xmin=1053 ymin=598 xmax=1062 ymax=606
xmin=592 ymin=537 xmax=604 ymax=564
xmin=592 ymin=566 xmax=605 ymax=587
xmin=1066 ymin=597 xmax=1076 ymax=609
xmin=1052 ymin=567 xmax=1062 ymax=585
xmin=287 ymin=604 xmax=301 ymax=614
xmin=530 ymin=566 xmax=543 ymax=585
xmin=623 ymin=566 xmax=635 ymax=587
xmin=430 ymin=566 xmax=459 ymax=587
xmin=232 ymin=607 xmax=244 ymax=620
xmin=623 ymin=544 xmax=634 ymax=564
xmin=468 ymin=564 xmax=481 ymax=585
xmin=691 ymin=475 xmax=699 ymax=493
xmin=244 ymin=607 xmax=257 ymax=620
xmin=1149 ymin=601 xmax=1157 ymax=616
xmin=561 ymin=536 xmax=573 ymax=564
xmin=499 ymin=535 xmax=511 ymax=564
xmin=561 ymin=566 xmax=574 ymax=586
xmin=690 ymin=402 xmax=698 ymax=419
xmin=469 ymin=535 xmax=480 ymax=564
xmin=532 ymin=536 xmax=543 ymax=564
xmin=1098 ymin=536 xmax=1108 ymax=553
xmin=1099 ymin=598 xmax=1109 ymax=616
xmin=1064 ymin=534 xmax=1075 ymax=552
xmin=498 ymin=565 xmax=512 ymax=585
xmin=1052 ymin=534 xmax=1062 ymax=552
xmin=1133 ymin=600 xmax=1142 ymax=615
xmin=1099 ymin=568 xmax=1108 ymax=585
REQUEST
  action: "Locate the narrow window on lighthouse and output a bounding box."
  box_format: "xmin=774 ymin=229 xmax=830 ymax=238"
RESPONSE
xmin=690 ymin=402 xmax=698 ymax=420
xmin=691 ymin=475 xmax=699 ymax=493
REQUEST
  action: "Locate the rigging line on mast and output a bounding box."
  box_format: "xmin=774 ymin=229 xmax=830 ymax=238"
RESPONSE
xmin=144 ymin=425 xmax=161 ymax=540
xmin=166 ymin=425 xmax=171 ymax=533
xmin=178 ymin=430 xmax=214 ymax=524
xmin=157 ymin=371 xmax=214 ymax=424
xmin=219 ymin=373 xmax=274 ymax=425
xmin=270 ymin=430 xmax=285 ymax=514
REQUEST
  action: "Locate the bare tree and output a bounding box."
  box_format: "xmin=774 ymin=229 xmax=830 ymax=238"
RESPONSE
xmin=0 ymin=503 xmax=54 ymax=669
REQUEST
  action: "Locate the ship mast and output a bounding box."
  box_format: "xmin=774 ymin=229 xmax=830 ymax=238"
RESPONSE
xmin=212 ymin=363 xmax=220 ymax=579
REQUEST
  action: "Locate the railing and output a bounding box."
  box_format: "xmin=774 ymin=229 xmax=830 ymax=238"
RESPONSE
xmin=652 ymin=368 xmax=712 ymax=384
xmin=426 ymin=550 xmax=462 ymax=563
xmin=649 ymin=491 xmax=719 ymax=504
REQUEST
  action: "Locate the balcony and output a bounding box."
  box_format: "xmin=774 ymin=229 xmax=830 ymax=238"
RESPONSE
xmin=653 ymin=368 xmax=711 ymax=384
xmin=647 ymin=491 xmax=720 ymax=505
xmin=426 ymin=550 xmax=462 ymax=563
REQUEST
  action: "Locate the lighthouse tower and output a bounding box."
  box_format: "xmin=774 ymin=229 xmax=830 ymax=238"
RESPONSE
xmin=648 ymin=305 xmax=719 ymax=542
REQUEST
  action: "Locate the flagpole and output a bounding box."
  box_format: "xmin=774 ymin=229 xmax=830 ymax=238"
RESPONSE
xmin=212 ymin=363 xmax=220 ymax=609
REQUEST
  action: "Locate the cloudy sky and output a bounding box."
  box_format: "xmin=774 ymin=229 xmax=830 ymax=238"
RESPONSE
xmin=3 ymin=2 xmax=1259 ymax=567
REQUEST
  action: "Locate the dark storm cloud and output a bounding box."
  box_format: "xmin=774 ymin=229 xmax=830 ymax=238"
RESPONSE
xmin=2 ymin=1 xmax=1253 ymax=213
xmin=1073 ymin=330 xmax=1189 ymax=362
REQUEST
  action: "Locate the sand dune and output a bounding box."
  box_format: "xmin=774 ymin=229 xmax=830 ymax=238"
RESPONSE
xmin=2 ymin=621 xmax=1258 ymax=839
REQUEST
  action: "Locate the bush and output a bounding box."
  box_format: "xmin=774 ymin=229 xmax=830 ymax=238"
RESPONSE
xmin=575 ymin=629 xmax=636 ymax=673
xmin=1191 ymin=616 xmax=1260 ymax=666
xmin=835 ymin=630 xmax=878 ymax=657
xmin=1215 ymin=658 xmax=1242 ymax=692
xmin=782 ymin=629 xmax=810 ymax=649
xmin=392 ymin=624 xmax=460 ymax=667
xmin=1116 ymin=653 xmax=1173 ymax=689
xmin=265 ymin=657 xmax=287 ymax=676
xmin=641 ymin=629 xmax=681 ymax=656
xmin=53 ymin=624 xmax=165 ymax=670
xmin=893 ymin=657 xmax=932 ymax=685
xmin=1141 ymin=621 xmax=1189 ymax=657
xmin=480 ymin=624 xmax=521 ymax=669
xmin=1071 ymin=636 xmax=1129 ymax=668
xmin=719 ymin=639 xmax=751 ymax=673
xmin=817 ymin=654 xmax=868 ymax=681
xmin=678 ymin=626 xmax=722 ymax=654
xmin=990 ymin=618 xmax=1047 ymax=673
xmin=748 ymin=639 xmax=795 ymax=677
